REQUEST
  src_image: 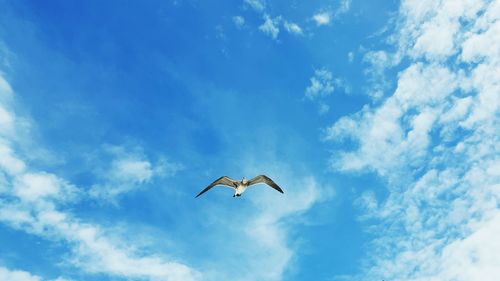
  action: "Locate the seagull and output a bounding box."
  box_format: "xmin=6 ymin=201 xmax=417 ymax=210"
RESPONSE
xmin=195 ymin=175 xmax=284 ymax=198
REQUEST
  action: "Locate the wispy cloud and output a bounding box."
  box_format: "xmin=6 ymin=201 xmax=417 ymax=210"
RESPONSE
xmin=244 ymin=0 xmax=266 ymax=12
xmin=89 ymin=145 xmax=183 ymax=200
xmin=327 ymin=0 xmax=500 ymax=280
xmin=283 ymin=21 xmax=303 ymax=35
xmin=195 ymin=173 xmax=327 ymax=281
xmin=244 ymin=177 xmax=322 ymax=280
xmin=305 ymin=68 xmax=335 ymax=100
xmin=0 ymin=266 xmax=72 ymax=281
xmin=237 ymin=158 xmax=331 ymax=281
xmin=336 ymin=0 xmax=352 ymax=16
xmin=318 ymin=103 xmax=330 ymax=115
xmin=183 ymin=85 xmax=333 ymax=281
xmin=0 ymin=266 xmax=41 ymax=281
xmin=232 ymin=15 xmax=245 ymax=28
xmin=0 ymin=72 xmax=199 ymax=281
xmin=311 ymin=1 xmax=351 ymax=28
xmin=312 ymin=12 xmax=331 ymax=26
xmin=0 ymin=198 xmax=199 ymax=281
xmin=362 ymin=49 xmax=397 ymax=99
xmin=242 ymin=0 xmax=303 ymax=39
xmin=347 ymin=51 xmax=354 ymax=63
xmin=259 ymin=15 xmax=281 ymax=40
xmin=305 ymin=68 xmax=350 ymax=114
xmin=0 ymin=75 xmax=15 ymax=137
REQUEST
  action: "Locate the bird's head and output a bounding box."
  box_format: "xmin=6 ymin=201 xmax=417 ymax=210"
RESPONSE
xmin=242 ymin=177 xmax=248 ymax=184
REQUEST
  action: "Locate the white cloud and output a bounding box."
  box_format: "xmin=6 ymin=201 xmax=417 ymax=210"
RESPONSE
xmin=243 ymin=0 xmax=302 ymax=39
xmin=363 ymin=50 xmax=391 ymax=70
xmin=305 ymin=68 xmax=335 ymax=100
xmin=328 ymin=63 xmax=458 ymax=173
xmin=347 ymin=51 xmax=354 ymax=62
xmin=111 ymin=158 xmax=154 ymax=183
xmin=232 ymin=15 xmax=245 ymax=28
xmin=190 ymin=134 xmax=331 ymax=281
xmin=362 ymin=50 xmax=397 ymax=99
xmin=0 ymin=266 xmax=72 ymax=281
xmin=318 ymin=103 xmax=330 ymax=115
xmin=0 ymin=74 xmax=13 ymax=99
xmin=336 ymin=0 xmax=352 ymax=15
xmin=156 ymin=158 xmax=184 ymax=177
xmin=396 ymin=0 xmax=487 ymax=60
xmin=0 ymin=104 xmax=14 ymax=134
xmin=0 ymin=75 xmax=17 ymax=138
xmin=237 ymin=161 xmax=330 ymax=281
xmin=0 ymin=73 xmax=199 ymax=281
xmin=0 ymin=140 xmax=26 ymax=175
xmin=283 ymin=21 xmax=303 ymax=35
xmin=240 ymin=178 xmax=321 ymax=280
xmin=325 ymin=114 xmax=359 ymax=142
xmin=89 ymin=146 xmax=182 ymax=200
xmin=244 ymin=0 xmax=266 ymax=12
xmin=312 ymin=12 xmax=331 ymax=26
xmin=0 ymin=266 xmax=41 ymax=281
xmin=305 ymin=69 xmax=350 ymax=114
xmin=328 ymin=0 xmax=500 ymax=280
xmin=13 ymin=172 xmax=79 ymax=202
xmin=0 ymin=198 xmax=200 ymax=281
xmin=461 ymin=1 xmax=500 ymax=63
xmin=259 ymin=15 xmax=281 ymax=40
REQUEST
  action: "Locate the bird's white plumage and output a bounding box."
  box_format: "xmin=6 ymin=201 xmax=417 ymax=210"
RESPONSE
xmin=235 ymin=184 xmax=248 ymax=196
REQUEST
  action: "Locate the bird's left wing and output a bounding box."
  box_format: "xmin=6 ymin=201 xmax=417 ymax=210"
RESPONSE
xmin=248 ymin=175 xmax=284 ymax=193
xmin=195 ymin=176 xmax=237 ymax=198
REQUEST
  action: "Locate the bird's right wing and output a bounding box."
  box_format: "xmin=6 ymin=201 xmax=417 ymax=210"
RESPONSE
xmin=248 ymin=175 xmax=284 ymax=193
xmin=195 ymin=176 xmax=237 ymax=198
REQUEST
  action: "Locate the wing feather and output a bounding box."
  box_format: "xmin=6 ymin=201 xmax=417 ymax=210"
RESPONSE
xmin=195 ymin=176 xmax=237 ymax=198
xmin=248 ymin=175 xmax=284 ymax=194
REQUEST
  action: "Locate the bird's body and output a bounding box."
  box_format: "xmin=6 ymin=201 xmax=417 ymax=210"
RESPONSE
xmin=234 ymin=183 xmax=248 ymax=197
xmin=196 ymin=175 xmax=284 ymax=198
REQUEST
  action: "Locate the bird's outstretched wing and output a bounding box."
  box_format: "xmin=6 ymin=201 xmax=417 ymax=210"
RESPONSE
xmin=195 ymin=176 xmax=237 ymax=198
xmin=248 ymin=175 xmax=284 ymax=193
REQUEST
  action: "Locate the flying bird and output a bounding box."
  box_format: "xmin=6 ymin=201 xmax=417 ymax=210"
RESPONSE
xmin=196 ymin=175 xmax=284 ymax=198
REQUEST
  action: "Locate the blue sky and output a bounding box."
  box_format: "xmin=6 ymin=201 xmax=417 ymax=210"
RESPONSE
xmin=0 ymin=0 xmax=499 ymax=281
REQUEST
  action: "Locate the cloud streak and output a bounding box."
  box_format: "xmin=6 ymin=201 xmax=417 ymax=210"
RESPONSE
xmin=283 ymin=21 xmax=303 ymax=35
xmin=0 ymin=72 xmax=199 ymax=281
xmin=225 ymin=159 xmax=330 ymax=281
xmin=89 ymin=145 xmax=183 ymax=200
